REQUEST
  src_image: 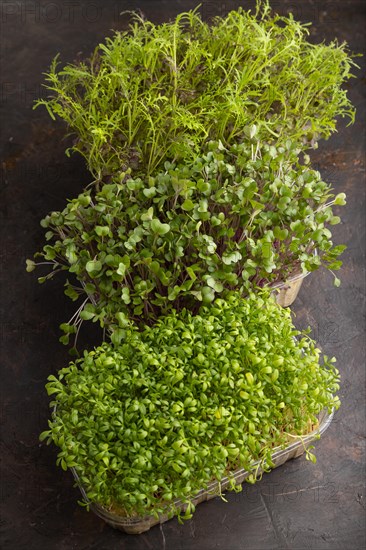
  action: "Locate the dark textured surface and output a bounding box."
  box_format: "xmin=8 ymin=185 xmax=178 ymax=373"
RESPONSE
xmin=0 ymin=1 xmax=365 ymax=549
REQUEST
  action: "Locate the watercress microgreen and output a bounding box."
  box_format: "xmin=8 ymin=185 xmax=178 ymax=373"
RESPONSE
xmin=40 ymin=291 xmax=340 ymax=521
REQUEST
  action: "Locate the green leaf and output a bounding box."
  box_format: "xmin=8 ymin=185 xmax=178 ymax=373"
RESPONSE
xmin=201 ymin=286 xmax=215 ymax=303
xmin=197 ymin=180 xmax=210 ymax=193
xmin=39 ymin=430 xmax=51 ymax=442
xmin=168 ymin=285 xmax=181 ymax=301
xmin=151 ymin=219 xmax=171 ymax=235
xmin=117 ymin=263 xmax=126 ymax=277
xmin=80 ymin=304 xmax=95 ymax=320
xmin=306 ymin=451 xmax=317 ymax=464
xmin=273 ymin=227 xmax=288 ymax=241
xmin=186 ymin=266 xmax=197 ymax=281
xmin=26 ymin=259 xmax=36 ymax=272
xmin=334 ymin=193 xmax=346 ymax=206
xmin=250 ymin=124 xmax=257 ymax=139
xmin=86 ymin=260 xmax=102 ymax=274
xmin=95 ymin=226 xmax=110 ymax=237
xmin=141 ymin=207 xmax=154 ymax=221
xmin=60 ymin=323 xmax=76 ymax=334
xmin=122 ymin=287 xmax=131 ymax=304
xmin=64 ymin=284 xmax=79 ymax=301
xmin=78 ymin=193 xmax=91 ymax=207
xmin=278 ymin=196 xmax=291 ymax=210
xmin=222 ymin=251 xmax=242 ymax=265
xmin=43 ymin=245 xmax=57 ymax=260
xmin=181 ymin=199 xmax=195 ymax=211
xmin=111 ymin=328 xmax=125 ymax=345
xmin=206 ymin=277 xmax=224 ymax=293
xmin=102 ymin=456 xmax=110 ymax=467
xmin=190 ymin=290 xmax=202 ymax=301
xmin=143 ymin=187 xmax=157 ymax=198
xmin=115 ymin=312 xmax=129 ymax=327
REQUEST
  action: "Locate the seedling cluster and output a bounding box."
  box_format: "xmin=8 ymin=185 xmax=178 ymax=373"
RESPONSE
xmin=30 ymin=1 xmax=356 ymax=527
xmin=41 ymin=292 xmax=340 ymax=520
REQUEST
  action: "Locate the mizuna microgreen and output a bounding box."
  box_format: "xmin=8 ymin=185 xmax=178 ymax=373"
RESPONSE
xmin=34 ymin=2 xmax=357 ymax=181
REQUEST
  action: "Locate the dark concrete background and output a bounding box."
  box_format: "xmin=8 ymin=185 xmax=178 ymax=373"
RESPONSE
xmin=0 ymin=1 xmax=365 ymax=548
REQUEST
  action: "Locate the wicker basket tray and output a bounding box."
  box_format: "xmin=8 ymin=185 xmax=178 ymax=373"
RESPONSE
xmin=71 ymin=409 xmax=334 ymax=534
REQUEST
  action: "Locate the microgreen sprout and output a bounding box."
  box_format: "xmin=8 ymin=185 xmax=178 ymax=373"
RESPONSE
xmin=35 ymin=2 xmax=357 ymax=181
xmin=40 ymin=291 xmax=340 ymax=521
xmin=28 ymin=135 xmax=346 ymax=346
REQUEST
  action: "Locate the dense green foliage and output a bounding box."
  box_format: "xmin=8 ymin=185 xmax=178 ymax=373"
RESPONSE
xmin=32 ymin=2 xmax=348 ymax=528
xmin=28 ymin=135 xmax=346 ymax=346
xmin=35 ymin=2 xmax=356 ymax=180
xmin=40 ymin=292 xmax=340 ymax=520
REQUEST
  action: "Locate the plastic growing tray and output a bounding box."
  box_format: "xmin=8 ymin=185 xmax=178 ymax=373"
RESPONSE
xmin=271 ymin=271 xmax=308 ymax=307
xmin=270 ymin=249 xmax=318 ymax=307
xmin=70 ymin=409 xmax=334 ymax=534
